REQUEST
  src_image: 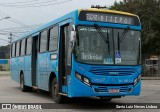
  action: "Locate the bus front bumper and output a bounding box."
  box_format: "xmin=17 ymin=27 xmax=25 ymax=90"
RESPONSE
xmin=67 ymin=77 xmax=141 ymax=98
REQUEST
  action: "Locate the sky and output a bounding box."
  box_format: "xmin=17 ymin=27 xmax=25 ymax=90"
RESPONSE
xmin=0 ymin=0 xmax=122 ymax=46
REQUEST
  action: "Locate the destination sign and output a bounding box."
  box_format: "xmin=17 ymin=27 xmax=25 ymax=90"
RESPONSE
xmin=79 ymin=11 xmax=140 ymax=26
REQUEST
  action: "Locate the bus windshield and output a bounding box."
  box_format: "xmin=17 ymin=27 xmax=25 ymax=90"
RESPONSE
xmin=75 ymin=26 xmax=141 ymax=65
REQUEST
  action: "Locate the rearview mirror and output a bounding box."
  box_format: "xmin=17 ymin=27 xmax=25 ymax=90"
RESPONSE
xmin=70 ymin=25 xmax=76 ymax=52
xmin=70 ymin=31 xmax=76 ymax=43
xmin=70 ymin=25 xmax=76 ymax=43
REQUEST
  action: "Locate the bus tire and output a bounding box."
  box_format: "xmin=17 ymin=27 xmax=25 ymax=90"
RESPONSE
xmin=51 ymin=78 xmax=64 ymax=103
xmin=20 ymin=74 xmax=28 ymax=92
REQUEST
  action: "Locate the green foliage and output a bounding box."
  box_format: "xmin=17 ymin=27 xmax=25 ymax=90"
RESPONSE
xmin=0 ymin=45 xmax=10 ymax=59
xmin=109 ymin=0 xmax=160 ymax=57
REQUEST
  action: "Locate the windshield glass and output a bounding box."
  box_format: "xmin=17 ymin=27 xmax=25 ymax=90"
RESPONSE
xmin=114 ymin=29 xmax=141 ymax=65
xmin=75 ymin=26 xmax=114 ymax=64
xmin=75 ymin=26 xmax=141 ymax=65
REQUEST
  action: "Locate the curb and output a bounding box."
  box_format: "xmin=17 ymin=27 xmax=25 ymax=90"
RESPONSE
xmin=142 ymin=77 xmax=160 ymax=80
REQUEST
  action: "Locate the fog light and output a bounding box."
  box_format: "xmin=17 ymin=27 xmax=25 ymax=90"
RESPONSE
xmin=128 ymin=88 xmax=132 ymax=92
xmin=94 ymin=88 xmax=99 ymax=92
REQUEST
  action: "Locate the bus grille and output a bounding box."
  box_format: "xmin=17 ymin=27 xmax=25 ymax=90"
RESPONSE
xmin=94 ymin=86 xmax=128 ymax=93
xmin=89 ymin=67 xmax=136 ymax=76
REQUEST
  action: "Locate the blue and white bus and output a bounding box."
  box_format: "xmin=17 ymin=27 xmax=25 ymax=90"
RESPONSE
xmin=10 ymin=8 xmax=141 ymax=103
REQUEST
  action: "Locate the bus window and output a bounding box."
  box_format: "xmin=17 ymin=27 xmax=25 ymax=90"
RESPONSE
xmin=20 ymin=39 xmax=26 ymax=56
xmin=12 ymin=43 xmax=15 ymax=57
xmin=40 ymin=30 xmax=48 ymax=52
xmin=26 ymin=37 xmax=32 ymax=55
xmin=16 ymin=41 xmax=20 ymax=57
xmin=49 ymin=26 xmax=58 ymax=51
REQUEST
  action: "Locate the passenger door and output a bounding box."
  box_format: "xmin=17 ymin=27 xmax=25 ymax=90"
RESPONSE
xmin=59 ymin=23 xmax=72 ymax=93
xmin=31 ymin=34 xmax=38 ymax=86
xmin=37 ymin=30 xmax=48 ymax=90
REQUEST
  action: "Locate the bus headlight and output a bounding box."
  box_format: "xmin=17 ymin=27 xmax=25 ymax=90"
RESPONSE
xmin=138 ymin=74 xmax=141 ymax=80
xmin=83 ymin=77 xmax=90 ymax=86
xmin=134 ymin=78 xmax=138 ymax=86
xmin=75 ymin=72 xmax=82 ymax=80
xmin=75 ymin=72 xmax=91 ymax=86
xmin=134 ymin=74 xmax=141 ymax=86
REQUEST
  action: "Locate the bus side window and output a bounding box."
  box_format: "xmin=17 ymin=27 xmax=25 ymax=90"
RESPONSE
xmin=16 ymin=41 xmax=20 ymax=57
xmin=20 ymin=39 xmax=26 ymax=56
xmin=26 ymin=36 xmax=32 ymax=55
xmin=12 ymin=43 xmax=15 ymax=57
xmin=49 ymin=26 xmax=58 ymax=51
xmin=40 ymin=30 xmax=48 ymax=52
xmin=15 ymin=43 xmax=17 ymax=57
xmin=19 ymin=40 xmax=22 ymax=56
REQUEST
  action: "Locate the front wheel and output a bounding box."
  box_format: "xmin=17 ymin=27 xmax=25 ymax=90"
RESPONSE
xmin=51 ymin=78 xmax=65 ymax=103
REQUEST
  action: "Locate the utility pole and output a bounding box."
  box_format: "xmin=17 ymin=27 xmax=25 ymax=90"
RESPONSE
xmin=8 ymin=33 xmax=12 ymax=45
xmin=8 ymin=33 xmax=12 ymax=59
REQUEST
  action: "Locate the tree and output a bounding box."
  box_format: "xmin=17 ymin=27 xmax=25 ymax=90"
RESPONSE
xmin=110 ymin=0 xmax=160 ymax=58
xmin=0 ymin=45 xmax=10 ymax=59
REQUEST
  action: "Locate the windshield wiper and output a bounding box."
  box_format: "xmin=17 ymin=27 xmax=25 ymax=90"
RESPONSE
xmin=94 ymin=23 xmax=110 ymax=54
xmin=117 ymin=26 xmax=130 ymax=51
xmin=119 ymin=26 xmax=130 ymax=43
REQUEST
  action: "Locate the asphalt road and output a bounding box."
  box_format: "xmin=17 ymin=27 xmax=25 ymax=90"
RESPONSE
xmin=0 ymin=76 xmax=160 ymax=112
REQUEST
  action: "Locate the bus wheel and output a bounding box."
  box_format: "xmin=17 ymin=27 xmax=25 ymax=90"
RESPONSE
xmin=20 ymin=74 xmax=28 ymax=92
xmin=51 ymin=78 xmax=64 ymax=103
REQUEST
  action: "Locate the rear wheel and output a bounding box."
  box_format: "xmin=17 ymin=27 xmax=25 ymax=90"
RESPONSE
xmin=20 ymin=74 xmax=31 ymax=92
xmin=51 ymin=78 xmax=65 ymax=103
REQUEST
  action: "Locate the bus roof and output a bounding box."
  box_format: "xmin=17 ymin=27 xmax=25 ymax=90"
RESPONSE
xmin=12 ymin=8 xmax=139 ymax=43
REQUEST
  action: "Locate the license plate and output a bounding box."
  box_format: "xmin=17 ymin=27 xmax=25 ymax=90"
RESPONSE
xmin=108 ymin=89 xmax=119 ymax=93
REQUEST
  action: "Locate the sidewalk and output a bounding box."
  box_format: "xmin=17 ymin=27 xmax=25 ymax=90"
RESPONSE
xmin=142 ymin=77 xmax=160 ymax=80
xmin=0 ymin=71 xmax=10 ymax=77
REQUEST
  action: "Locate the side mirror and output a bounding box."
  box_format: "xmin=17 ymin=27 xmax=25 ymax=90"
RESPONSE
xmin=70 ymin=31 xmax=76 ymax=43
xmin=70 ymin=25 xmax=76 ymax=52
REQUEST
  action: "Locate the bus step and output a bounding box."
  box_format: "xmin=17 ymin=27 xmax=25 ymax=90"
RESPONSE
xmin=59 ymin=93 xmax=67 ymax=96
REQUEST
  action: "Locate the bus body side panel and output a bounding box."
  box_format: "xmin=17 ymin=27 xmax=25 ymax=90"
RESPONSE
xmin=10 ymin=58 xmax=19 ymax=83
xmin=19 ymin=56 xmax=25 ymax=80
xmin=24 ymin=55 xmax=32 ymax=87
xmin=47 ymin=52 xmax=58 ymax=91
xmin=37 ymin=53 xmax=48 ymax=90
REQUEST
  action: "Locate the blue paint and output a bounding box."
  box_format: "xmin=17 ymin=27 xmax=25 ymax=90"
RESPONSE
xmin=0 ymin=59 xmax=9 ymax=64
